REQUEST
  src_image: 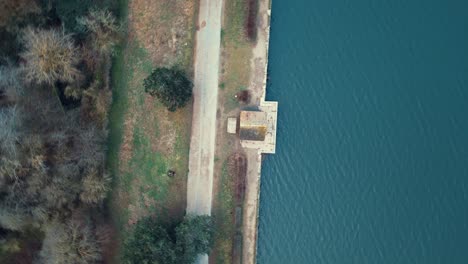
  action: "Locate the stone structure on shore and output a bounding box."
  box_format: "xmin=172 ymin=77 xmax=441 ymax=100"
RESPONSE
xmin=228 ymin=103 xmax=278 ymax=154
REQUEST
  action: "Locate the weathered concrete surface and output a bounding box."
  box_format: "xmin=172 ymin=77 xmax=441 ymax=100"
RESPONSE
xmin=240 ymin=101 xmax=278 ymax=154
xmin=242 ymin=148 xmax=263 ymax=264
xmin=249 ymin=0 xmax=272 ymax=104
xmin=186 ymin=0 xmax=224 ymax=263
xmin=242 ymin=0 xmax=274 ymax=263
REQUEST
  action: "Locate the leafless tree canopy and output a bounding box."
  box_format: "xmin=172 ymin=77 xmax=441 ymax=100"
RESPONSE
xmin=20 ymin=27 xmax=81 ymax=85
xmin=77 ymin=9 xmax=122 ymax=55
xmin=38 ymin=220 xmax=102 ymax=264
xmin=0 ymin=3 xmax=120 ymax=262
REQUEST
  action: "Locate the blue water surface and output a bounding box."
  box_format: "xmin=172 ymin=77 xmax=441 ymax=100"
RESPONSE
xmin=258 ymin=0 xmax=468 ymax=263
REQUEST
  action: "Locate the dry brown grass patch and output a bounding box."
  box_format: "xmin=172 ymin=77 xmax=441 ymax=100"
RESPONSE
xmin=129 ymin=0 xmax=195 ymax=66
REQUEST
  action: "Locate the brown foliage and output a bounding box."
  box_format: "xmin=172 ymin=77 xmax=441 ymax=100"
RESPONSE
xmin=81 ymin=81 xmax=113 ymax=127
xmin=20 ymin=27 xmax=81 ymax=85
xmin=78 ymin=9 xmax=121 ymax=56
xmin=0 ymin=91 xmax=109 ymax=224
xmin=38 ymin=219 xmax=102 ymax=264
xmin=0 ymin=4 xmax=120 ymax=263
xmin=80 ymin=169 xmax=110 ymax=205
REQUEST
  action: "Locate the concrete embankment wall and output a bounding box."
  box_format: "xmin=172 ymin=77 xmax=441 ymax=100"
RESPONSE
xmin=242 ymin=0 xmax=273 ymax=263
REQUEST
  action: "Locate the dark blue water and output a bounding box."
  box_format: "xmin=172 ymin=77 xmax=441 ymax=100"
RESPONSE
xmin=258 ymin=0 xmax=468 ymax=263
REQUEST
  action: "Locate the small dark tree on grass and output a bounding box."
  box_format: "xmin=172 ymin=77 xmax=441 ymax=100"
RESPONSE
xmin=175 ymin=215 xmax=214 ymax=263
xmin=123 ymin=217 xmax=176 ymax=264
xmin=123 ymin=215 xmax=214 ymax=264
xmin=144 ymin=67 xmax=192 ymax=112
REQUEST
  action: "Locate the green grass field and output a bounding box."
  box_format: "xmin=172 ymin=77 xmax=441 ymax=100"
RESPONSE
xmin=213 ymin=161 xmax=237 ymax=264
xmin=106 ymin=0 xmax=196 ymax=261
xmin=220 ymin=0 xmax=253 ymax=114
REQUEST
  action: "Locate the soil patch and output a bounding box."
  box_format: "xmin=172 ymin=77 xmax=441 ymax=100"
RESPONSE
xmin=228 ymin=153 xmax=247 ymax=204
xmin=236 ymin=89 xmax=251 ymax=104
xmin=245 ymin=0 xmax=259 ymax=41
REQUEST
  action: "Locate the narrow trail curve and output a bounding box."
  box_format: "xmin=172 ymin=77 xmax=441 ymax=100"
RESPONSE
xmin=186 ymin=0 xmax=223 ymax=263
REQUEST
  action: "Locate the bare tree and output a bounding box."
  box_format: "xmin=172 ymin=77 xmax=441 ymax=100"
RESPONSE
xmin=38 ymin=220 xmax=102 ymax=264
xmin=75 ymin=125 xmax=106 ymax=169
xmin=21 ymin=134 xmax=46 ymax=173
xmin=77 ymin=9 xmax=121 ymax=55
xmin=43 ymin=163 xmax=81 ymax=210
xmin=20 ymin=27 xmax=81 ymax=85
xmin=80 ymin=169 xmax=110 ymax=205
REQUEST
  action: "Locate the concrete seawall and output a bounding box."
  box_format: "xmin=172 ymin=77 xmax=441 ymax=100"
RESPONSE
xmin=242 ymin=0 xmax=274 ymax=263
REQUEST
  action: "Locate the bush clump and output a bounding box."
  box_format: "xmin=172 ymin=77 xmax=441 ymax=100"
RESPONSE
xmin=144 ymin=67 xmax=193 ymax=112
xmin=123 ymin=217 xmax=176 ymax=264
xmin=123 ymin=215 xmax=214 ymax=264
xmin=175 ymin=215 xmax=215 ymax=264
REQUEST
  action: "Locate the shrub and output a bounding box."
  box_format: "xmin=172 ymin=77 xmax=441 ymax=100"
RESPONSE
xmin=123 ymin=215 xmax=214 ymax=264
xmin=80 ymin=169 xmax=110 ymax=205
xmin=81 ymin=81 xmax=113 ymax=126
xmin=20 ymin=27 xmax=81 ymax=85
xmin=123 ymin=217 xmax=176 ymax=264
xmin=77 ymin=9 xmax=121 ymax=55
xmin=175 ymin=215 xmax=214 ymax=263
xmin=144 ymin=68 xmax=193 ymax=112
xmin=64 ymin=85 xmax=83 ymax=100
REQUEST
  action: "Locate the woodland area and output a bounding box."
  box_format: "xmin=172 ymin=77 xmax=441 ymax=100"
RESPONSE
xmin=0 ymin=0 xmax=121 ymax=262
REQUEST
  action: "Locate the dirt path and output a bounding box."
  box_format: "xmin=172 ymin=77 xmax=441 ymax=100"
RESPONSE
xmin=186 ymin=0 xmax=223 ymax=262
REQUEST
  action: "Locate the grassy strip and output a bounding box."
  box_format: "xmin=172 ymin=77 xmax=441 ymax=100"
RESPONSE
xmin=107 ymin=0 xmax=196 ymax=262
xmin=213 ymin=161 xmax=236 ymax=264
xmin=108 ymin=38 xmax=184 ymax=225
xmin=224 ymin=0 xmax=248 ymax=44
xmin=220 ymin=0 xmax=252 ymax=113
